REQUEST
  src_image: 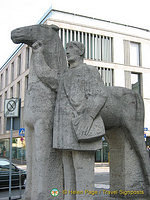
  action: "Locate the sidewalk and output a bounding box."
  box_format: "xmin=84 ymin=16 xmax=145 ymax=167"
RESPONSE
xmin=16 ymin=162 xmax=109 ymax=171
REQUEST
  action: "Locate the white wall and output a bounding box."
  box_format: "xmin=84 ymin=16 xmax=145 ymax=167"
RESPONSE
xmin=114 ymin=69 xmax=125 ymax=87
xmin=144 ymin=99 xmax=150 ymax=131
xmin=113 ymin=37 xmax=124 ymax=64
xmin=142 ymin=42 xmax=150 ymax=68
xmin=143 ymin=73 xmax=150 ymax=99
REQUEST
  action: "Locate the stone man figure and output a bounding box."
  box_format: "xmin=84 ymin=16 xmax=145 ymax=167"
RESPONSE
xmin=53 ymin=41 xmax=107 ymax=200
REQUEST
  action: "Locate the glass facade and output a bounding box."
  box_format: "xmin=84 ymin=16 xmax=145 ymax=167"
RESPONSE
xmin=59 ymin=28 xmax=113 ymax=62
xmin=131 ymin=72 xmax=141 ymax=94
xmin=0 ymin=137 xmax=26 ymax=161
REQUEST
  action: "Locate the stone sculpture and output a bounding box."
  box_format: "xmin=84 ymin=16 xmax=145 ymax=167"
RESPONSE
xmin=11 ymin=23 xmax=150 ymax=199
xmin=11 ymin=24 xmax=67 ymax=200
xmin=54 ymin=41 xmax=150 ymax=198
xmin=53 ymin=41 xmax=106 ymax=200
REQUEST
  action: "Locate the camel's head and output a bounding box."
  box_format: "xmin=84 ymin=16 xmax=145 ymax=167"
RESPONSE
xmin=11 ymin=24 xmax=59 ymax=47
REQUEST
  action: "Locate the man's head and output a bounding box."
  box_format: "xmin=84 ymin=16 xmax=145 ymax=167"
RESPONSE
xmin=66 ymin=41 xmax=85 ymax=66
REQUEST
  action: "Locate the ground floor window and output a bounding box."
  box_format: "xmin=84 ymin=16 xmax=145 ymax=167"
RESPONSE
xmin=0 ymin=137 xmax=26 ymax=161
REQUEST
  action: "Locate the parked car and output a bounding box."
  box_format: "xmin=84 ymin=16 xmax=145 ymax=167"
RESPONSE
xmin=0 ymin=158 xmax=26 ymax=190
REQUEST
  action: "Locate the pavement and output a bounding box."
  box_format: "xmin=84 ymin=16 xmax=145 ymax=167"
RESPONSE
xmin=1 ymin=163 xmax=149 ymax=200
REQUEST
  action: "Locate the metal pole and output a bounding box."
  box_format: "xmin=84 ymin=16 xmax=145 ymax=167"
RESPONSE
xmin=21 ymin=144 xmax=23 ymax=164
xmin=9 ymin=117 xmax=13 ymax=200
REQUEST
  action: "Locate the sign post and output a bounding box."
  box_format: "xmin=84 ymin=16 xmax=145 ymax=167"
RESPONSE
xmin=4 ymin=98 xmax=19 ymax=200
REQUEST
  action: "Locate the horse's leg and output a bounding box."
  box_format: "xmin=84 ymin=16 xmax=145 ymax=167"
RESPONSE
xmin=31 ymin=118 xmax=63 ymax=200
xmin=22 ymin=124 xmax=33 ymax=200
xmin=122 ymin=97 xmax=150 ymax=195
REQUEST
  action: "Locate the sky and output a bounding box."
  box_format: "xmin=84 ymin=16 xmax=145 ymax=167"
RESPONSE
xmin=0 ymin=0 xmax=150 ymax=68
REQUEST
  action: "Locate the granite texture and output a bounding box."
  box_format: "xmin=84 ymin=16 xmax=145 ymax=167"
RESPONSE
xmin=11 ymin=28 xmax=150 ymax=199
xmin=11 ymin=24 xmax=67 ymax=200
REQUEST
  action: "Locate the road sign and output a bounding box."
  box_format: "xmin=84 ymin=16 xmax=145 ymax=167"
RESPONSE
xmin=19 ymin=128 xmax=25 ymax=137
xmin=144 ymin=134 xmax=146 ymax=138
xmin=4 ymin=98 xmax=19 ymax=117
xmin=144 ymin=128 xmax=148 ymax=131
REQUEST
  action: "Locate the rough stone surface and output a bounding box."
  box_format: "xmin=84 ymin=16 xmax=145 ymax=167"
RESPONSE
xmin=53 ymin=41 xmax=150 ymax=198
xmin=53 ymin=41 xmax=105 ymax=199
xmin=11 ymin=24 xmax=67 ymax=200
xmin=107 ymin=128 xmax=146 ymax=198
xmin=11 ymin=27 xmax=150 ymax=199
xmin=102 ymin=87 xmax=150 ymax=198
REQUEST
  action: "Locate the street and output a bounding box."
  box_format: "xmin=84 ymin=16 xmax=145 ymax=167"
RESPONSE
xmin=0 ymin=165 xmax=109 ymax=200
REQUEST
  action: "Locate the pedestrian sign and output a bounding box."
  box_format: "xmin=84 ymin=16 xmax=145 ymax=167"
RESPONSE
xmin=19 ymin=128 xmax=25 ymax=137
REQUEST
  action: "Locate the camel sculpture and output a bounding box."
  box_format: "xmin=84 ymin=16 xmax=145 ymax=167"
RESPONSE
xmin=11 ymin=24 xmax=67 ymax=200
xmin=11 ymin=24 xmax=150 ymax=199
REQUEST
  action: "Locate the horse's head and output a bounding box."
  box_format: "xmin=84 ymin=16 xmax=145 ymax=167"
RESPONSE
xmin=11 ymin=24 xmax=59 ymax=47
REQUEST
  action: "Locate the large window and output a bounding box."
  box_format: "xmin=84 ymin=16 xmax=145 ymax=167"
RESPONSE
xmin=124 ymin=40 xmax=141 ymax=66
xmin=59 ymin=28 xmax=113 ymax=62
xmin=130 ymin=42 xmax=140 ymax=66
xmin=131 ymin=72 xmax=141 ymax=94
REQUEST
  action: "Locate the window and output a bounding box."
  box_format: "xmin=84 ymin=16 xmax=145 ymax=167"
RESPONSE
xmin=131 ymin=72 xmax=142 ymax=94
xmin=59 ymin=28 xmax=113 ymax=62
xmin=0 ymin=95 xmax=2 ymax=112
xmin=17 ymin=81 xmax=21 ymax=98
xmin=5 ymin=68 xmax=8 ymax=86
xmin=130 ymin=42 xmax=140 ymax=66
xmin=0 ymin=73 xmax=4 ymax=89
xmin=10 ymin=86 xmax=13 ymax=98
xmin=17 ymin=55 xmax=21 ymax=76
xmin=26 ymin=47 xmax=30 ymax=69
xmin=25 ymin=75 xmax=29 ymax=90
xmin=5 ymin=91 xmax=7 ymax=99
xmin=11 ymin=62 xmax=14 ymax=81
xmin=97 ymin=67 xmax=113 ymax=86
xmin=0 ymin=117 xmax=1 ymax=133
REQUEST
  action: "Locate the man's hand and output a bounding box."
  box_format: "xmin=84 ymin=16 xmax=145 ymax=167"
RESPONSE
xmin=32 ymin=40 xmax=43 ymax=52
xmin=72 ymin=114 xmax=93 ymax=140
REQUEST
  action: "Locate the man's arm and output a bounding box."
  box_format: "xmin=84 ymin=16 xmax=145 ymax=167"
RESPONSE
xmin=32 ymin=41 xmax=58 ymax=91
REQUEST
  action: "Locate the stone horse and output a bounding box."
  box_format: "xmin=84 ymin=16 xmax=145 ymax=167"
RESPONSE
xmin=100 ymin=86 xmax=150 ymax=195
xmin=11 ymin=24 xmax=67 ymax=200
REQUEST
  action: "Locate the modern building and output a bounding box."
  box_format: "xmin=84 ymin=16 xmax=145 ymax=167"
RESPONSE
xmin=0 ymin=8 xmax=150 ymax=162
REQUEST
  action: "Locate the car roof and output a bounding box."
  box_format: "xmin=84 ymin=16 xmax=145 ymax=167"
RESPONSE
xmin=0 ymin=158 xmax=9 ymax=162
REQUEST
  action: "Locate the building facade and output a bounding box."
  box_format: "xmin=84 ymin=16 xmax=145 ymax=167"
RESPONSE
xmin=0 ymin=9 xmax=150 ymax=162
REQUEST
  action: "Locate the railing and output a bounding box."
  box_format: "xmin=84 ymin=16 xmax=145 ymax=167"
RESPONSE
xmin=0 ymin=170 xmax=25 ymax=199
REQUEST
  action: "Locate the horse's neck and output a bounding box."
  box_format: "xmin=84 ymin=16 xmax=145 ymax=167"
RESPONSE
xmin=44 ymin=37 xmax=67 ymax=74
xmin=28 ymin=36 xmax=67 ymax=87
